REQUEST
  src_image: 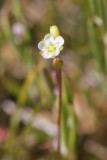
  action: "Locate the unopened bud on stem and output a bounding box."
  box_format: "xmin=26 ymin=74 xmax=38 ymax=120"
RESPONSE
xmin=52 ymin=56 xmax=63 ymax=69
xmin=50 ymin=25 xmax=60 ymax=38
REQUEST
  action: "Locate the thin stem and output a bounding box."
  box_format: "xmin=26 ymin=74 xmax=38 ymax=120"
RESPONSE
xmin=57 ymin=69 xmax=62 ymax=160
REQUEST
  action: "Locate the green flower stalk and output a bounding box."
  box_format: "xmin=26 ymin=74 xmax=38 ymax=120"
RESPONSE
xmin=38 ymin=25 xmax=64 ymax=160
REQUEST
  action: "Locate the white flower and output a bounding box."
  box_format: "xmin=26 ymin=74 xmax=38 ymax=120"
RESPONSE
xmin=38 ymin=34 xmax=64 ymax=59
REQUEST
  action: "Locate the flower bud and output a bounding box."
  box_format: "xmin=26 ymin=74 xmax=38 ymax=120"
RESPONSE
xmin=50 ymin=25 xmax=60 ymax=38
xmin=52 ymin=56 xmax=63 ymax=69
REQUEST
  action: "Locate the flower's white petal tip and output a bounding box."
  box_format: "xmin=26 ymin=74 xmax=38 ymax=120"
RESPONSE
xmin=38 ymin=41 xmax=45 ymax=51
xmin=55 ymin=36 xmax=64 ymax=47
xmin=54 ymin=50 xmax=60 ymax=57
xmin=42 ymin=52 xmax=52 ymax=59
xmin=44 ymin=34 xmax=52 ymax=41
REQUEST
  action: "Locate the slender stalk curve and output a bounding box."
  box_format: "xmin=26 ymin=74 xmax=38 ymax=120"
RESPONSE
xmin=57 ymin=69 xmax=62 ymax=160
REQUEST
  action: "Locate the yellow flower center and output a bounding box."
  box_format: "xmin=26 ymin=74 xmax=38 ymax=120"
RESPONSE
xmin=47 ymin=44 xmax=56 ymax=52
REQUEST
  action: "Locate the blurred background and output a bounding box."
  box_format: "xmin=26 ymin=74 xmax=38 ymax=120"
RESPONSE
xmin=0 ymin=0 xmax=107 ymax=159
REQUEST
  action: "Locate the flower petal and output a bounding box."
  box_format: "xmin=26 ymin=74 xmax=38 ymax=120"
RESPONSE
xmin=55 ymin=36 xmax=64 ymax=47
xmin=51 ymin=49 xmax=60 ymax=57
xmin=49 ymin=36 xmax=55 ymax=44
xmin=44 ymin=35 xmax=55 ymax=46
xmin=38 ymin=41 xmax=45 ymax=51
xmin=42 ymin=51 xmax=52 ymax=59
xmin=44 ymin=34 xmax=52 ymax=41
